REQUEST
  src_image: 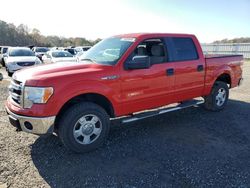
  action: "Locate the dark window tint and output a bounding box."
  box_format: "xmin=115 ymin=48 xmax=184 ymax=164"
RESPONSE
xmin=36 ymin=47 xmax=49 ymax=53
xmin=170 ymin=38 xmax=198 ymax=61
xmin=9 ymin=49 xmax=35 ymax=57
xmin=3 ymin=48 xmax=8 ymax=54
xmin=82 ymin=47 xmax=90 ymax=51
xmin=65 ymin=49 xmax=76 ymax=55
xmin=52 ymin=51 xmax=73 ymax=58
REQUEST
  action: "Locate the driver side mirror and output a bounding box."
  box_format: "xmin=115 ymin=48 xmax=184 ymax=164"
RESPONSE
xmin=125 ymin=56 xmax=151 ymax=70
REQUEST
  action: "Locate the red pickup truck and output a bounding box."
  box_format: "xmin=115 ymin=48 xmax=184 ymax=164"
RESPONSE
xmin=5 ymin=33 xmax=243 ymax=153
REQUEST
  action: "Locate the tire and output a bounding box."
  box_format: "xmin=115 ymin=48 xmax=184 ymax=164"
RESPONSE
xmin=2 ymin=60 xmax=5 ymax=67
xmin=0 ymin=58 xmax=5 ymax=67
xmin=7 ymin=70 xmax=13 ymax=77
xmin=58 ymin=102 xmax=110 ymax=153
xmin=203 ymin=81 xmax=229 ymax=111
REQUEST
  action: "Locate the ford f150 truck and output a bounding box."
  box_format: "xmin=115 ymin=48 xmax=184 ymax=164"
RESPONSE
xmin=5 ymin=33 xmax=243 ymax=153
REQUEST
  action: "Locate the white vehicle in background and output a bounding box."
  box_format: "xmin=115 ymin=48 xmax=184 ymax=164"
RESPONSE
xmin=75 ymin=46 xmax=92 ymax=54
xmin=64 ymin=48 xmax=77 ymax=56
xmin=5 ymin=47 xmax=42 ymax=76
xmin=32 ymin=47 xmax=49 ymax=61
xmin=75 ymin=46 xmax=92 ymax=61
xmin=42 ymin=50 xmax=77 ymax=64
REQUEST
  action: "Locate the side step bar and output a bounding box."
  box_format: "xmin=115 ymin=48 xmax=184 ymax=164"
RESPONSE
xmin=121 ymin=99 xmax=204 ymax=124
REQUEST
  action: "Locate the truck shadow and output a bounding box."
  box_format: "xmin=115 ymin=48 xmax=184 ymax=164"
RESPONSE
xmin=31 ymin=99 xmax=250 ymax=187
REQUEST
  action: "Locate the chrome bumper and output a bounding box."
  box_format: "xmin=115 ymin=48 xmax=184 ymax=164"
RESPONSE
xmin=5 ymin=106 xmax=55 ymax=135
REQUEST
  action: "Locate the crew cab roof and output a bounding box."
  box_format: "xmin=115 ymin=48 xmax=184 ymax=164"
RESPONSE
xmin=114 ymin=33 xmax=196 ymax=39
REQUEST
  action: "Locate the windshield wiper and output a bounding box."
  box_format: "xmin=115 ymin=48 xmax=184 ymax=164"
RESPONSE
xmin=80 ymin=58 xmax=96 ymax=63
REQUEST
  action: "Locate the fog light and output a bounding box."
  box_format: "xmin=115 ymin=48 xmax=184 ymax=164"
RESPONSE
xmin=24 ymin=121 xmax=33 ymax=130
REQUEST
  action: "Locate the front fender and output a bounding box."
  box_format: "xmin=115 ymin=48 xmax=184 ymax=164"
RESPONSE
xmin=50 ymin=80 xmax=119 ymax=115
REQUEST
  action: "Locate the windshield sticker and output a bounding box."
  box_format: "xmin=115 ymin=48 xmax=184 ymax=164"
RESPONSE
xmin=120 ymin=38 xmax=136 ymax=42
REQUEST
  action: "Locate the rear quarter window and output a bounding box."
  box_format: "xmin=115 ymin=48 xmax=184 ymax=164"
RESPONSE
xmin=167 ymin=37 xmax=198 ymax=61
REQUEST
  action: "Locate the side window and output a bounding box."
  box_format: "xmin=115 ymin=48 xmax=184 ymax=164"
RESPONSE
xmin=127 ymin=38 xmax=168 ymax=65
xmin=166 ymin=37 xmax=198 ymax=61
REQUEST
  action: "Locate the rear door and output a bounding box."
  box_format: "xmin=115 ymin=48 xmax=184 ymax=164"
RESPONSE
xmin=165 ymin=37 xmax=205 ymax=101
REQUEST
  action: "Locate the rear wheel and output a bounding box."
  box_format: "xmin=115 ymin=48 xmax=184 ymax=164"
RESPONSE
xmin=58 ymin=102 xmax=110 ymax=153
xmin=203 ymin=81 xmax=229 ymax=111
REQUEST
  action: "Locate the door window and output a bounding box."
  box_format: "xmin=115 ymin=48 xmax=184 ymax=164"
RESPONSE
xmin=165 ymin=37 xmax=198 ymax=61
xmin=126 ymin=38 xmax=168 ymax=65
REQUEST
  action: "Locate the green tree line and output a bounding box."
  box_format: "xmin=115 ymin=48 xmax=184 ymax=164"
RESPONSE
xmin=0 ymin=20 xmax=101 ymax=47
xmin=213 ymin=37 xmax=250 ymax=43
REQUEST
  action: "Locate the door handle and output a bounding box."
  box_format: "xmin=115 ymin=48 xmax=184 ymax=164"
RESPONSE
xmin=197 ymin=65 xmax=204 ymax=72
xmin=166 ymin=68 xmax=174 ymax=76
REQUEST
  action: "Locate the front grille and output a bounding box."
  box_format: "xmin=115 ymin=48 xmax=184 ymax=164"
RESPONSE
xmin=9 ymin=79 xmax=23 ymax=105
xmin=17 ymin=62 xmax=35 ymax=66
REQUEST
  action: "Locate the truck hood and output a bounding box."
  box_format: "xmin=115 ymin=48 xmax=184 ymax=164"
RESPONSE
xmin=13 ymin=61 xmax=110 ymax=84
xmin=7 ymin=56 xmax=38 ymax=62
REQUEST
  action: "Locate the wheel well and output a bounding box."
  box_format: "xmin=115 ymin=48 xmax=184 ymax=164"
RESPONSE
xmin=55 ymin=93 xmax=115 ymax=130
xmin=216 ymin=73 xmax=231 ymax=87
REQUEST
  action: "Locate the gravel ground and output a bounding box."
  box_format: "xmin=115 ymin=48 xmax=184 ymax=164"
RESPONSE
xmin=0 ymin=62 xmax=250 ymax=188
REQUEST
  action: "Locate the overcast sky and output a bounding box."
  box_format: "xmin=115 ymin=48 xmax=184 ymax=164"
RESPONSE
xmin=0 ymin=0 xmax=249 ymax=43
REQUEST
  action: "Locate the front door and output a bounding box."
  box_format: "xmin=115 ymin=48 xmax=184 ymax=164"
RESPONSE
xmin=120 ymin=38 xmax=176 ymax=115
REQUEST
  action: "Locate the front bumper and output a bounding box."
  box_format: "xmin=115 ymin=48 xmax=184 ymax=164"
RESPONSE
xmin=5 ymin=106 xmax=55 ymax=135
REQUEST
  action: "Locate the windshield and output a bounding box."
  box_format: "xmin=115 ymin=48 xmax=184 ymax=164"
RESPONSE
xmin=81 ymin=37 xmax=135 ymax=65
xmin=65 ymin=49 xmax=76 ymax=55
xmin=36 ymin=47 xmax=49 ymax=53
xmin=52 ymin=51 xmax=73 ymax=58
xmin=9 ymin=49 xmax=35 ymax=57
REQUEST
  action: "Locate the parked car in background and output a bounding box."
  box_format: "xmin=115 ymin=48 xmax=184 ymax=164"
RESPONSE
xmin=64 ymin=48 xmax=77 ymax=56
xmin=5 ymin=47 xmax=42 ymax=76
xmin=75 ymin=46 xmax=92 ymax=54
xmin=0 ymin=46 xmax=10 ymax=67
xmin=32 ymin=47 xmax=49 ymax=61
xmin=42 ymin=50 xmax=77 ymax=64
xmin=75 ymin=46 xmax=92 ymax=61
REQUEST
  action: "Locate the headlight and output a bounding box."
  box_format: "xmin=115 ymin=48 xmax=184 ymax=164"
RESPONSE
xmin=23 ymin=87 xmax=54 ymax=108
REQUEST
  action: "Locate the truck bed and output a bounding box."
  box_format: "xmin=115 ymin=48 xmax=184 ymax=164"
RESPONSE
xmin=204 ymin=54 xmax=243 ymax=92
xmin=205 ymin=54 xmax=243 ymax=59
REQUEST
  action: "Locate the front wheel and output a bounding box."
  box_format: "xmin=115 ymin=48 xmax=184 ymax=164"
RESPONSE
xmin=58 ymin=102 xmax=110 ymax=153
xmin=203 ymin=81 xmax=229 ymax=111
xmin=7 ymin=70 xmax=13 ymax=77
xmin=1 ymin=58 xmax=5 ymax=67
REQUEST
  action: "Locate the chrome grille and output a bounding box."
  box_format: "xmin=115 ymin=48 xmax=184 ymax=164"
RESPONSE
xmin=9 ymin=79 xmax=23 ymax=105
